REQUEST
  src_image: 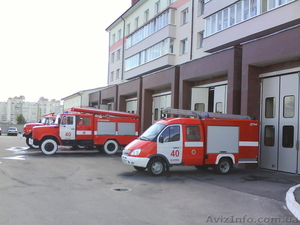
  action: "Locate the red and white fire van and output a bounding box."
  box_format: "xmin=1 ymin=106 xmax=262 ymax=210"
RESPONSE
xmin=122 ymin=108 xmax=259 ymax=176
xmin=32 ymin=107 xmax=139 ymax=155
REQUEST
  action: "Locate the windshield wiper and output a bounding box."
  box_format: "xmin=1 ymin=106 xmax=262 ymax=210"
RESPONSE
xmin=139 ymin=136 xmax=150 ymax=141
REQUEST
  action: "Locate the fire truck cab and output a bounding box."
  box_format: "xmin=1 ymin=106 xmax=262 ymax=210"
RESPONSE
xmin=32 ymin=107 xmax=139 ymax=155
xmin=23 ymin=113 xmax=56 ymax=149
xmin=122 ymin=108 xmax=259 ymax=176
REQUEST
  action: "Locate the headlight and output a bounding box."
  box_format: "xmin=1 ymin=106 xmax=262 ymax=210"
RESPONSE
xmin=130 ymin=148 xmax=141 ymax=156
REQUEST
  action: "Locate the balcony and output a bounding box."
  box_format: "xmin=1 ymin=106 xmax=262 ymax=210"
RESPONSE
xmin=124 ymin=54 xmax=176 ymax=80
xmin=203 ymin=0 xmax=300 ymax=52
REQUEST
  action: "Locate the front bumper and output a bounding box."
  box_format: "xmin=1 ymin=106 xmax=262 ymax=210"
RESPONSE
xmin=122 ymin=155 xmax=150 ymax=168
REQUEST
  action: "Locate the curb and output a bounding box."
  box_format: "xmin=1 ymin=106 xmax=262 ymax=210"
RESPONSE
xmin=286 ymin=184 xmax=300 ymax=220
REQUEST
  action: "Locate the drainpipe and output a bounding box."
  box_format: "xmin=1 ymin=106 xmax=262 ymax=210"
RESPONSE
xmin=190 ymin=0 xmax=195 ymax=60
xmin=77 ymin=92 xmax=83 ymax=107
xmin=121 ymin=16 xmax=126 ymax=81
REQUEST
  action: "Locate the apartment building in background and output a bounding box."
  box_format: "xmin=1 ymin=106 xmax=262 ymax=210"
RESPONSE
xmin=0 ymin=96 xmax=62 ymax=124
xmin=90 ymin=0 xmax=300 ymax=174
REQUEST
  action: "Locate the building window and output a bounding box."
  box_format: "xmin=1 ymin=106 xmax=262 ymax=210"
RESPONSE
xmin=117 ymin=49 xmax=121 ymax=60
xmin=251 ymin=0 xmax=258 ymax=16
xmin=180 ymin=38 xmax=188 ymax=55
xmin=197 ymin=31 xmax=204 ymax=48
xmin=155 ymin=1 xmax=161 ymax=14
xmin=283 ymin=95 xmax=295 ymax=118
xmin=282 ymin=126 xmax=294 ymax=148
xmin=244 ymin=0 xmax=250 ymax=20
xmin=261 ymin=0 xmax=268 ymax=12
xmin=111 ymin=52 xmax=115 ymax=63
xmin=169 ymin=0 xmax=175 ymax=5
xmin=215 ymin=102 xmax=223 ymax=113
xmin=198 ymin=0 xmax=205 ymax=15
xmin=135 ymin=17 xmax=139 ymax=30
xmin=236 ymin=2 xmax=242 ymax=23
xmin=144 ymin=9 xmax=149 ymax=22
xmin=116 ymin=69 xmax=120 ymax=80
xmin=110 ymin=71 xmax=114 ymax=82
xmin=127 ymin=23 xmax=131 ymax=35
xmin=182 ymin=8 xmax=189 ymax=25
xmin=194 ymin=103 xmax=205 ymax=111
xmin=264 ymin=125 xmax=275 ymax=146
xmin=111 ymin=34 xmax=116 ymax=44
xmin=265 ymin=97 xmax=276 ymax=118
xmin=229 ymin=5 xmax=236 ymax=26
xmin=118 ymin=29 xmax=122 ymax=41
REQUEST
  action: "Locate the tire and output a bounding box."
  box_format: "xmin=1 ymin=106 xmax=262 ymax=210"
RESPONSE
xmin=147 ymin=158 xmax=166 ymax=176
xmin=96 ymin=145 xmax=104 ymax=153
xmin=40 ymin=139 xmax=58 ymax=155
xmin=26 ymin=137 xmax=39 ymax=149
xmin=214 ymin=158 xmax=232 ymax=174
xmin=103 ymin=140 xmax=119 ymax=155
xmin=134 ymin=166 xmax=146 ymax=171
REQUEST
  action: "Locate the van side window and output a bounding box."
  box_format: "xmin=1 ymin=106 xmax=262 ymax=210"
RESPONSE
xmin=62 ymin=116 xmax=74 ymax=125
xmin=186 ymin=126 xmax=200 ymax=141
xmin=78 ymin=117 xmax=90 ymax=125
xmin=160 ymin=126 xmax=180 ymax=142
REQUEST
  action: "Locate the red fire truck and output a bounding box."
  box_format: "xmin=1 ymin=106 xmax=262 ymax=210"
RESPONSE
xmin=122 ymin=108 xmax=259 ymax=176
xmin=23 ymin=113 xmax=56 ymax=149
xmin=32 ymin=107 xmax=139 ymax=155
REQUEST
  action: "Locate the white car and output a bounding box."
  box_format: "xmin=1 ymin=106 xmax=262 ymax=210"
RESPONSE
xmin=0 ymin=127 xmax=2 ymax=135
xmin=7 ymin=127 xmax=18 ymax=136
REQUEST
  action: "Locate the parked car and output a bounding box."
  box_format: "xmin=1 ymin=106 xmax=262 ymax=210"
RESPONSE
xmin=7 ymin=127 xmax=18 ymax=136
xmin=0 ymin=127 xmax=2 ymax=135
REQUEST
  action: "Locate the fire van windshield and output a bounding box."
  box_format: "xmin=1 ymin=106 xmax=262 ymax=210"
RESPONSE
xmin=138 ymin=123 xmax=166 ymax=142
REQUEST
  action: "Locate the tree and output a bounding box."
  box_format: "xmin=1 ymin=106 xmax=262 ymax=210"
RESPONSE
xmin=17 ymin=114 xmax=27 ymax=124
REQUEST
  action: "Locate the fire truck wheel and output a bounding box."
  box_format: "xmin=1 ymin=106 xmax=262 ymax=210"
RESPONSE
xmin=147 ymin=158 xmax=165 ymax=176
xmin=103 ymin=140 xmax=119 ymax=154
xmin=26 ymin=137 xmax=39 ymax=149
xmin=214 ymin=158 xmax=232 ymax=174
xmin=40 ymin=139 xmax=58 ymax=155
xmin=134 ymin=166 xmax=146 ymax=171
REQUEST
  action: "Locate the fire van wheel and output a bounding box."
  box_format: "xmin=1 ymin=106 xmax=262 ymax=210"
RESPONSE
xmin=134 ymin=166 xmax=146 ymax=171
xmin=103 ymin=140 xmax=119 ymax=155
xmin=26 ymin=137 xmax=39 ymax=149
xmin=40 ymin=139 xmax=58 ymax=155
xmin=214 ymin=158 xmax=232 ymax=174
xmin=147 ymin=158 xmax=166 ymax=176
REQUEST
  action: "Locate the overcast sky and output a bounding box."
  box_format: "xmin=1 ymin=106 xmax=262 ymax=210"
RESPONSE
xmin=0 ymin=0 xmax=131 ymax=102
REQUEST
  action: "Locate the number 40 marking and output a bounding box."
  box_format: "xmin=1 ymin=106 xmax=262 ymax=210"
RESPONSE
xmin=170 ymin=150 xmax=180 ymax=157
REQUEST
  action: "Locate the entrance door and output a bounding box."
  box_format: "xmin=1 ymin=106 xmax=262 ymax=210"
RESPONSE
xmin=191 ymin=87 xmax=209 ymax=111
xmin=60 ymin=115 xmax=76 ymax=141
xmin=261 ymin=73 xmax=299 ymax=173
xmin=126 ymin=98 xmax=137 ymax=114
xmin=152 ymin=94 xmax=171 ymax=122
xmin=214 ymin=85 xmax=227 ymax=113
xmin=191 ymin=84 xmax=227 ymax=113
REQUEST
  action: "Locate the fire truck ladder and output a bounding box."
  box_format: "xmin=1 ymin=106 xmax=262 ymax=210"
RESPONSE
xmin=162 ymin=108 xmax=252 ymax=120
xmin=70 ymin=107 xmax=139 ymax=119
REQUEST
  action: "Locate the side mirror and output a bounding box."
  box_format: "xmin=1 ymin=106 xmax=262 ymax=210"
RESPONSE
xmin=159 ymin=136 xmax=164 ymax=143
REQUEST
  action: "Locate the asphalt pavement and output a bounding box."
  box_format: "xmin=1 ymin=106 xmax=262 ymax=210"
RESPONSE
xmin=2 ymin=135 xmax=300 ymax=224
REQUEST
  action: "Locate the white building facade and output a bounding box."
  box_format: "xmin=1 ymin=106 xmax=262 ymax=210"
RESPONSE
xmin=0 ymin=96 xmax=62 ymax=124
